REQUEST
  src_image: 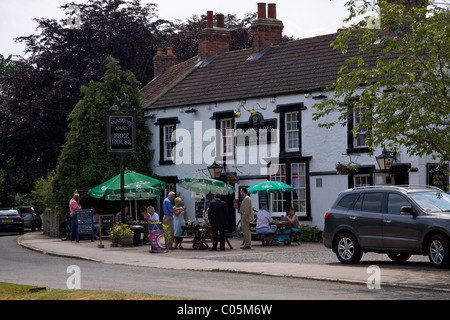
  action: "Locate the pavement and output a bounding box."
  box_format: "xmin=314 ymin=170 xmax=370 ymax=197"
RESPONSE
xmin=18 ymin=232 xmax=450 ymax=293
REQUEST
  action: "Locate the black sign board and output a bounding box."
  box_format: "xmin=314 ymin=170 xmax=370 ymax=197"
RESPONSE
xmin=196 ymin=198 xmax=205 ymax=219
xmin=258 ymin=193 xmax=269 ymax=210
xmin=427 ymin=164 xmax=448 ymax=191
xmin=76 ymin=209 xmax=94 ymax=242
xmin=100 ymin=215 xmax=115 ymax=236
xmin=236 ymin=113 xmax=277 ymax=146
xmin=106 ymin=113 xmax=137 ymax=153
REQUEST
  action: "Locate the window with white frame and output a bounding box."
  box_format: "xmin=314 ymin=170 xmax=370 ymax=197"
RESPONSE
xmin=163 ymin=124 xmax=175 ymax=161
xmin=164 ymin=183 xmax=175 ymax=198
xmin=354 ymin=174 xmax=371 ymax=187
xmin=353 ymin=108 xmax=368 ymax=148
xmin=270 ymin=164 xmax=287 ymax=213
xmin=221 ymin=118 xmax=233 ymax=156
xmin=285 ymin=112 xmax=299 ymax=151
xmin=291 ymin=163 xmax=307 ymax=214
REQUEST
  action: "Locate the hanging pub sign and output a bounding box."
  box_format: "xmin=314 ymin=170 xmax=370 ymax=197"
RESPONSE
xmin=106 ymin=113 xmax=137 ymax=154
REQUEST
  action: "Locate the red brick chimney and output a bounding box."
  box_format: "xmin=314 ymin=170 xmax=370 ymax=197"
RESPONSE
xmin=153 ymin=47 xmax=178 ymax=78
xmin=251 ymin=3 xmax=284 ymax=53
xmin=198 ymin=11 xmax=231 ymax=61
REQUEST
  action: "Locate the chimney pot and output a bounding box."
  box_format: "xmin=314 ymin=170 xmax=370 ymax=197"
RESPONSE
xmin=268 ymin=3 xmax=276 ymax=19
xmin=167 ymin=47 xmax=173 ymax=55
xmin=207 ymin=11 xmax=214 ymax=28
xmin=157 ymin=48 xmax=163 ymax=55
xmin=257 ymin=3 xmax=267 ymax=19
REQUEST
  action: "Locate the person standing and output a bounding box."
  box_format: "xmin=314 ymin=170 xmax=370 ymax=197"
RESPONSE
xmin=208 ymin=192 xmax=228 ymax=251
xmin=162 ymin=191 xmax=176 ymax=249
xmin=239 ymin=188 xmax=254 ymax=249
xmin=173 ymin=197 xmax=187 ymax=249
xmin=69 ymin=191 xmax=81 ymax=241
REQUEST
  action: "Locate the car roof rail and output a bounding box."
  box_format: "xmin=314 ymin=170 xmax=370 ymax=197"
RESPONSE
xmin=349 ymin=185 xmax=443 ymax=192
xmin=395 ymin=185 xmax=443 ymax=192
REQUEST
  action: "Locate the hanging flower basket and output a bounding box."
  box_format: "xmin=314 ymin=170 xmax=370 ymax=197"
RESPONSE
xmin=226 ymin=174 xmax=239 ymax=185
xmin=336 ymin=162 xmax=359 ymax=175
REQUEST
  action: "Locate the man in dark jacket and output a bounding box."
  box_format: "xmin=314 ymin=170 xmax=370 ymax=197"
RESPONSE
xmin=208 ymin=192 xmax=228 ymax=251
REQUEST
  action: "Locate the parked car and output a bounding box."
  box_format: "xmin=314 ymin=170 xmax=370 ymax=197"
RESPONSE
xmin=12 ymin=206 xmax=42 ymax=231
xmin=0 ymin=208 xmax=24 ymax=234
xmin=323 ymin=185 xmax=450 ymax=269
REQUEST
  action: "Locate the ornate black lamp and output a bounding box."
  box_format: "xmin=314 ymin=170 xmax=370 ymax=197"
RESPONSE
xmin=208 ymin=162 xmax=223 ymax=179
xmin=376 ymin=148 xmax=395 ymax=171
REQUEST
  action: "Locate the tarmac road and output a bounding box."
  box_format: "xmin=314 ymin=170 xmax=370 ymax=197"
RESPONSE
xmin=1 ymin=233 xmax=449 ymax=300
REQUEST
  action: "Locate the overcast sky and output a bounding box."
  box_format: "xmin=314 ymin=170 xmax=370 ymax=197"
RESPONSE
xmin=0 ymin=0 xmax=362 ymax=57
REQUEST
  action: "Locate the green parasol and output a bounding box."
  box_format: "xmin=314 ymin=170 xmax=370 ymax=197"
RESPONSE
xmin=178 ymin=177 xmax=235 ymax=195
xmin=247 ymin=181 xmax=294 ymax=194
xmin=87 ymin=170 xmax=166 ymax=200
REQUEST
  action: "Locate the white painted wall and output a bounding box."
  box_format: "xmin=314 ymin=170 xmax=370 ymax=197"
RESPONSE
xmin=145 ymin=92 xmax=446 ymax=230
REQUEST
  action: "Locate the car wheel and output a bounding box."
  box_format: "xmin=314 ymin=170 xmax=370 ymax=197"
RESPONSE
xmin=335 ymin=233 xmax=363 ymax=264
xmin=387 ymin=253 xmax=411 ymax=263
xmin=428 ymin=234 xmax=450 ymax=269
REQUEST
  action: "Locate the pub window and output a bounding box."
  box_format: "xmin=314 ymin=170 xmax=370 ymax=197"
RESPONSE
xmin=163 ymin=124 xmax=175 ymax=161
xmin=164 ymin=183 xmax=175 ymax=198
xmin=285 ymin=112 xmax=299 ymax=151
xmin=155 ymin=117 xmax=180 ymax=165
xmin=353 ymin=108 xmax=368 ymax=149
xmin=221 ymin=118 xmax=233 ymax=157
xmin=347 ymin=102 xmax=370 ymax=153
xmin=275 ymin=103 xmax=304 ymax=154
xmin=270 ymin=164 xmax=287 ymax=213
xmin=354 ymin=174 xmax=370 ymax=187
xmin=291 ymin=163 xmax=306 ymax=214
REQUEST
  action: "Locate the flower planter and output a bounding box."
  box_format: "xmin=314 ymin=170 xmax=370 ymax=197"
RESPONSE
xmin=118 ymin=235 xmax=134 ymax=247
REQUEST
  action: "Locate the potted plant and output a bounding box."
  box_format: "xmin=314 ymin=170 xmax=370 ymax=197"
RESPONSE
xmin=110 ymin=222 xmax=134 ymax=247
xmin=335 ymin=161 xmax=359 ymax=175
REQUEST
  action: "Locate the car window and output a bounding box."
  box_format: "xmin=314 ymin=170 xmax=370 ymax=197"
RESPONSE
xmin=409 ymin=192 xmax=450 ymax=213
xmin=337 ymin=193 xmax=360 ymax=209
xmin=0 ymin=210 xmax=19 ymax=216
xmin=387 ymin=193 xmax=412 ymax=215
xmin=354 ymin=193 xmax=383 ymax=213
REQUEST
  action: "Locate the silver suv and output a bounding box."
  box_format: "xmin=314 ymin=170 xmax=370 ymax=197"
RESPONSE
xmin=323 ymin=185 xmax=450 ymax=268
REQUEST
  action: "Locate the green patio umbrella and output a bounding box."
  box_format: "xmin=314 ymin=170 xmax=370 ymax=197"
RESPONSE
xmin=178 ymin=177 xmax=235 ymax=195
xmin=87 ymin=170 xmax=166 ymax=200
xmin=247 ymin=181 xmax=294 ymax=194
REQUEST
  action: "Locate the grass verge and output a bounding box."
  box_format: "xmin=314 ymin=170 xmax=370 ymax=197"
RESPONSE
xmin=0 ymin=282 xmax=187 ymax=300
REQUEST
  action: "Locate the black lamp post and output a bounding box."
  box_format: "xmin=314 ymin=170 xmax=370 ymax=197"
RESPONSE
xmin=376 ymin=148 xmax=395 ymax=171
xmin=208 ymin=162 xmax=223 ymax=179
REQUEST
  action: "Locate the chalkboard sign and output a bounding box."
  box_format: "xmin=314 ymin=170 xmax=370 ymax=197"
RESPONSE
xmin=76 ymin=209 xmax=94 ymax=242
xmin=100 ymin=215 xmax=115 ymax=237
xmin=196 ymin=198 xmax=205 ymax=219
xmin=258 ymin=193 xmax=269 ymax=210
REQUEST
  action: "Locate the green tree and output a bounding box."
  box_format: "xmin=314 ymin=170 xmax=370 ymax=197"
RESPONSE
xmin=52 ymin=57 xmax=153 ymax=213
xmin=313 ymin=0 xmax=449 ymax=163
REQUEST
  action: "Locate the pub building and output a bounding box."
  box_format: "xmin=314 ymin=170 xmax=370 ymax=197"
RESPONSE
xmin=140 ymin=3 xmax=449 ymax=232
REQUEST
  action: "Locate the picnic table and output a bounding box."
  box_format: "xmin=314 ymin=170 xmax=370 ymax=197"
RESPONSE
xmin=261 ymin=221 xmax=301 ymax=246
xmin=177 ymin=225 xmax=233 ymax=250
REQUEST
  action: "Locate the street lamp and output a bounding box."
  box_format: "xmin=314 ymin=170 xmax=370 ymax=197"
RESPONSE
xmin=376 ymin=148 xmax=395 ymax=171
xmin=208 ymin=162 xmax=223 ymax=179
